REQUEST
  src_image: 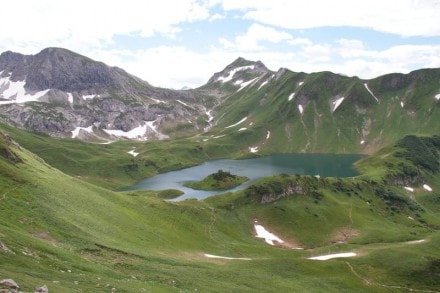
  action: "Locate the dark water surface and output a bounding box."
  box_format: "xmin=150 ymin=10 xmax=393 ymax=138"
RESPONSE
xmin=126 ymin=153 xmax=364 ymax=200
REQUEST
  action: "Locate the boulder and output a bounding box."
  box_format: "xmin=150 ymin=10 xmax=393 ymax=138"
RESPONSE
xmin=34 ymin=285 xmax=49 ymax=293
xmin=0 ymin=279 xmax=19 ymax=289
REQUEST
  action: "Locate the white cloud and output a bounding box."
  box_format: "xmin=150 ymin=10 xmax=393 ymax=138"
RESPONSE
xmin=0 ymin=0 xmax=438 ymax=90
xmin=219 ymin=23 xmax=293 ymax=51
xmin=288 ymin=38 xmax=313 ymax=47
xmin=0 ymin=0 xmax=210 ymax=52
xmin=215 ymin=0 xmax=440 ymax=37
xmin=209 ymin=13 xmax=225 ymax=21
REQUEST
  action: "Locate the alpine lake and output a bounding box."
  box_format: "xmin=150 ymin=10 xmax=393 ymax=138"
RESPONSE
xmin=126 ymin=153 xmax=364 ymax=201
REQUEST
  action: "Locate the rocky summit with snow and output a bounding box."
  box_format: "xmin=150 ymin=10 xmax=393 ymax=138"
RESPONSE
xmin=0 ymin=48 xmax=202 ymax=141
xmin=0 ymin=47 xmax=439 ymax=152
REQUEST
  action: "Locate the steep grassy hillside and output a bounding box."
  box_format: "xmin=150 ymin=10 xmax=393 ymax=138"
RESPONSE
xmin=199 ymin=67 xmax=440 ymax=155
xmin=1 ymin=127 xmax=440 ymax=292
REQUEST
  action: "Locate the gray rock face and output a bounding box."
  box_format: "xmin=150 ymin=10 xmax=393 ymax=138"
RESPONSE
xmin=0 ymin=48 xmax=206 ymax=140
xmin=0 ymin=48 xmax=130 ymax=92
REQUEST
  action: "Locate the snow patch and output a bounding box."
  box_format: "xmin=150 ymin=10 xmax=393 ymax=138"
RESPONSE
xmin=127 ymin=148 xmax=139 ymax=157
xmin=364 ymin=83 xmax=379 ymax=103
xmin=435 ymin=94 xmax=440 ymax=101
xmin=177 ymin=99 xmax=194 ymax=109
xmin=258 ymin=80 xmax=269 ymax=90
xmin=298 ymin=104 xmax=303 ymax=114
xmin=238 ymin=128 xmax=247 ymax=131
xmin=206 ymin=110 xmax=214 ymax=123
xmin=146 ymin=120 xmax=169 ymax=140
xmin=423 ymin=184 xmax=432 ymax=192
xmin=266 ymin=131 xmax=271 ymax=140
xmin=237 ymin=77 xmax=258 ymax=92
xmin=404 ymin=186 xmax=414 ymax=192
xmin=360 ymin=140 xmax=365 ymax=145
xmin=332 ymin=97 xmax=345 ymax=112
xmin=82 ymin=94 xmax=98 ymax=100
xmin=406 ymin=239 xmax=426 ymax=244
xmin=226 ymin=117 xmax=248 ymax=129
xmin=204 ymin=254 xmax=251 ymax=260
xmin=308 ymin=252 xmax=357 ymax=261
xmin=298 ymin=81 xmax=304 ymax=86
xmin=254 ymin=224 xmax=284 ymax=245
xmin=213 ymin=135 xmax=226 ymax=139
xmin=249 ymin=146 xmax=259 ymax=153
xmin=71 ymin=126 xmax=93 ymax=138
xmin=67 ymin=93 xmax=73 ymax=104
xmin=104 ymin=123 xmax=148 ymax=140
xmin=217 ymin=65 xmax=255 ymax=83
xmin=234 ymin=79 xmax=243 ymax=85
xmin=400 ymin=101 xmax=404 ymax=108
xmin=0 ymin=76 xmax=50 ymax=105
xmin=150 ymin=97 xmax=166 ymax=104
xmin=288 ymin=92 xmax=295 ymax=101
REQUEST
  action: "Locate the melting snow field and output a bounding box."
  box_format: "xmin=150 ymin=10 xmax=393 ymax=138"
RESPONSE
xmin=217 ymin=65 xmax=255 ymax=83
xmin=0 ymin=74 xmax=50 ymax=105
xmin=364 ymin=83 xmax=380 ymax=103
xmin=67 ymin=93 xmax=73 ymax=104
xmin=254 ymin=224 xmax=284 ymax=246
xmin=226 ymin=117 xmax=248 ymax=129
xmin=258 ymin=80 xmax=269 ymax=90
xmin=71 ymin=126 xmax=93 ymax=138
xmin=405 ymin=239 xmax=426 ymax=245
xmin=423 ymin=184 xmax=433 ymax=192
xmin=435 ymin=94 xmax=440 ymax=101
xmin=204 ymin=254 xmax=251 ymax=260
xmin=298 ymin=104 xmax=304 ymax=114
xmin=82 ymin=94 xmax=98 ymax=100
xmin=404 ymin=186 xmax=414 ymax=192
xmin=238 ymin=77 xmax=258 ymax=92
xmin=288 ymin=92 xmax=295 ymax=101
xmin=332 ymin=97 xmax=345 ymax=112
xmin=104 ymin=123 xmax=148 ymax=139
xmin=127 ymin=148 xmax=139 ymax=157
xmin=206 ymin=110 xmax=214 ymax=123
xmin=177 ymin=100 xmax=192 ymax=108
xmin=308 ymin=252 xmax=357 ymax=261
xmin=266 ymin=130 xmax=271 ymax=140
xmin=249 ymin=146 xmax=259 ymax=153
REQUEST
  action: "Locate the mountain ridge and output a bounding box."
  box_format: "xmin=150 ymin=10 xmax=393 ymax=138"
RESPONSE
xmin=0 ymin=47 xmax=438 ymax=154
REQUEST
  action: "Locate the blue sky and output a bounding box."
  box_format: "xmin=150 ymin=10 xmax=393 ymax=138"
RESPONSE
xmin=1 ymin=0 xmax=439 ymax=89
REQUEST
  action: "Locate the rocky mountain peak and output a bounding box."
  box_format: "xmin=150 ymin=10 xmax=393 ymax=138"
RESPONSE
xmin=0 ymin=47 xmax=139 ymax=93
xmin=207 ymin=57 xmax=270 ymax=84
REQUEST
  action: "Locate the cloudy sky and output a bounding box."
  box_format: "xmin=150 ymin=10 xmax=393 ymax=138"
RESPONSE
xmin=1 ymin=0 xmax=439 ymax=89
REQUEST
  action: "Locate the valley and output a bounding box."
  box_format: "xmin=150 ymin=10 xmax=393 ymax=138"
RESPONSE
xmin=0 ymin=48 xmax=439 ymax=292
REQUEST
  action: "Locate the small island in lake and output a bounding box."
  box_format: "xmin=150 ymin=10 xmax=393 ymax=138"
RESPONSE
xmin=184 ymin=169 xmax=249 ymax=190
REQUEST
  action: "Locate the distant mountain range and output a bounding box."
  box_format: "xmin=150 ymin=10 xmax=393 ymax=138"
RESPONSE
xmin=0 ymin=47 xmax=439 ymax=152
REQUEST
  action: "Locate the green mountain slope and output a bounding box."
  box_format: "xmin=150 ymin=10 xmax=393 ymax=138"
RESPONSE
xmin=1 ymin=127 xmax=440 ymax=291
xmin=198 ymin=63 xmax=440 ymax=155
